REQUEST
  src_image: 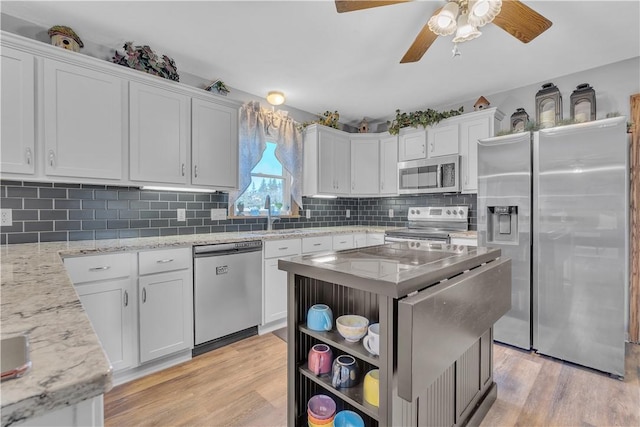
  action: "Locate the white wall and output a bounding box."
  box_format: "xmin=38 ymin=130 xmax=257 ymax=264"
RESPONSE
xmin=433 ymin=57 xmax=640 ymax=131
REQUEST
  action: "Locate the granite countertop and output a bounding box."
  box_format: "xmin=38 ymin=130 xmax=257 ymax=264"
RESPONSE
xmin=449 ymin=230 xmax=478 ymax=239
xmin=0 ymin=226 xmax=387 ymax=426
xmin=279 ymin=242 xmax=501 ymax=298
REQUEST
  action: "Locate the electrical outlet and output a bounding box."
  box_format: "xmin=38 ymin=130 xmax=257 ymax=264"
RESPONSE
xmin=346 ymin=209 xmax=350 ymax=218
xmin=1 ymin=209 xmax=12 ymax=226
xmin=210 ymin=208 xmax=227 ymax=220
xmin=306 ymin=209 xmax=311 ymax=219
xmin=177 ymin=208 xmax=186 ymax=222
xmin=388 ymin=209 xmax=394 ymax=218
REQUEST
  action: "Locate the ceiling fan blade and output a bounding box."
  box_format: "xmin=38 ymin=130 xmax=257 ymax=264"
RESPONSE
xmin=400 ymin=7 xmax=441 ymax=64
xmin=335 ymin=0 xmax=410 ymax=13
xmin=492 ymin=0 xmax=552 ymax=43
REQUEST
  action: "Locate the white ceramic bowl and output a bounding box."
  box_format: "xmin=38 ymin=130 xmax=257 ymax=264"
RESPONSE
xmin=336 ymin=315 xmax=369 ymax=342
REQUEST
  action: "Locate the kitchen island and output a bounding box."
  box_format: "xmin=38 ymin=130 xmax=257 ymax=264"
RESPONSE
xmin=279 ymin=242 xmax=511 ymax=427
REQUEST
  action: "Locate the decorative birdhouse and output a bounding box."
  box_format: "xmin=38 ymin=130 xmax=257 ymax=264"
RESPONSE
xmin=535 ymin=83 xmax=562 ymax=128
xmin=474 ymin=96 xmax=490 ymax=111
xmin=358 ymin=118 xmax=369 ymax=133
xmin=510 ymin=108 xmax=529 ymax=132
xmin=47 ymin=25 xmax=84 ymax=52
xmin=570 ymin=83 xmax=596 ymax=123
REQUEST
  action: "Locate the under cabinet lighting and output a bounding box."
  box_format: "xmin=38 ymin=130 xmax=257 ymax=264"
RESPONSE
xmin=311 ymin=195 xmax=338 ymax=199
xmin=140 ymin=186 xmax=218 ymax=193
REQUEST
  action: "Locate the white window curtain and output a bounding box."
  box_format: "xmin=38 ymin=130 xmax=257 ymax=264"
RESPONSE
xmin=230 ymin=101 xmax=303 ymax=209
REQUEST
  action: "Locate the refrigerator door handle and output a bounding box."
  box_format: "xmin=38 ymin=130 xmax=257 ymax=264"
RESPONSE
xmin=437 ymin=164 xmax=442 ymax=189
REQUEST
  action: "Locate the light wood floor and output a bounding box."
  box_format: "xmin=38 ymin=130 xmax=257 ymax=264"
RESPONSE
xmin=104 ymin=334 xmax=640 ymax=426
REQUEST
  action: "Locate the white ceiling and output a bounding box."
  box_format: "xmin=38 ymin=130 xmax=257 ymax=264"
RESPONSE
xmin=2 ymin=1 xmax=639 ymax=126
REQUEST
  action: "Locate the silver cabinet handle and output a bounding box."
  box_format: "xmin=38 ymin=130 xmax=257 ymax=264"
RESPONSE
xmin=48 ymin=150 xmax=55 ymax=167
xmin=142 ymin=287 xmax=147 ymax=303
xmin=339 ymin=241 xmax=347 ymax=244
xmin=352 ymin=181 xmax=355 ymax=190
xmin=278 ymin=247 xmax=289 ymax=251
xmin=194 ymin=165 xmax=198 ymax=178
xmin=422 ymin=144 xmax=425 ymax=154
xmin=181 ymin=163 xmax=185 ymax=176
xmin=430 ymin=142 xmax=434 ymax=153
xmin=89 ymin=266 xmax=110 ymax=271
xmin=26 ymin=148 xmax=32 ymax=165
xmin=313 ymin=243 xmax=322 ymax=246
xmin=156 ymin=259 xmax=174 ymax=264
xmin=381 ymin=181 xmax=384 ymax=190
xmin=124 ymin=290 xmax=128 ymax=307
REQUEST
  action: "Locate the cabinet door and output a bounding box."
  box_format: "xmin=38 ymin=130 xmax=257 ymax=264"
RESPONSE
xmin=130 ymin=82 xmax=189 ymax=185
xmin=460 ymin=117 xmax=490 ymax=193
xmin=366 ymin=233 xmax=385 ymax=246
xmin=1 ymin=47 xmax=35 ymax=175
xmin=264 ymin=258 xmax=288 ymax=324
xmin=75 ymin=278 xmax=135 ymax=371
xmin=139 ymin=270 xmax=192 ymax=363
xmin=318 ymin=131 xmax=350 ymax=195
xmin=428 ymin=122 xmax=459 ymax=157
xmin=380 ymin=135 xmax=398 ymax=195
xmin=353 ymin=233 xmax=368 ymax=248
xmin=192 ymin=98 xmax=238 ymax=188
xmin=398 ymin=129 xmax=426 ymax=161
xmin=350 ymin=138 xmax=379 ymax=195
xmin=43 ymin=59 xmax=123 ymax=180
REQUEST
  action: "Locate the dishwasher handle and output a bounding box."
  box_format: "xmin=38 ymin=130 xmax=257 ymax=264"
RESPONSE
xmin=194 ymin=241 xmax=262 ymax=257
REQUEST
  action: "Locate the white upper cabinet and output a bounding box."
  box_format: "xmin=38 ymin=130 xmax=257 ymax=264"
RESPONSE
xmin=318 ymin=128 xmax=350 ymax=195
xmin=459 ymin=108 xmax=504 ymax=193
xmin=380 ymin=134 xmax=398 ymax=195
xmin=129 ymin=81 xmax=189 ymax=185
xmin=350 ymin=137 xmax=379 ymax=195
xmin=398 ymin=128 xmax=427 ymax=161
xmin=191 ymin=98 xmax=238 ymax=189
xmin=1 ymin=47 xmax=35 ymax=175
xmin=427 ymin=121 xmax=459 ymax=157
xmin=43 ymin=59 xmax=124 ymax=180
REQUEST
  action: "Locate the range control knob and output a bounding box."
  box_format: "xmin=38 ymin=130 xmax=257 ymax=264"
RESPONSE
xmin=416 ymin=209 xmax=421 ymax=214
xmin=458 ymin=210 xmax=463 ymax=215
xmin=410 ymin=209 xmax=415 ymax=214
xmin=446 ymin=210 xmax=451 ymax=215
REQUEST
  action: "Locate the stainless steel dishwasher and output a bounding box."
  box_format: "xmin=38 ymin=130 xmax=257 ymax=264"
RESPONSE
xmin=193 ymin=240 xmax=262 ymax=355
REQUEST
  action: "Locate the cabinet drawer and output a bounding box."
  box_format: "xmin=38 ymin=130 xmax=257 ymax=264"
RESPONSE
xmin=65 ymin=253 xmax=133 ymax=284
xmin=302 ymin=235 xmax=333 ymax=254
xmin=139 ymin=247 xmax=191 ymax=275
xmin=264 ymin=238 xmax=301 ymax=259
xmin=332 ymin=234 xmax=355 ymax=251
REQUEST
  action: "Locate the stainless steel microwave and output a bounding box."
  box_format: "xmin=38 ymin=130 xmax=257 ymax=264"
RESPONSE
xmin=397 ymin=155 xmax=460 ymax=194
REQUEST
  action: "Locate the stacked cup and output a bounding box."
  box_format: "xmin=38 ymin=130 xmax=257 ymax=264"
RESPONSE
xmin=307 ymin=394 xmax=336 ymax=427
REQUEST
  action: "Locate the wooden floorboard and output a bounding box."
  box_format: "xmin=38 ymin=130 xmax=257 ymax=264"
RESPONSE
xmin=104 ymin=334 xmax=640 ymax=426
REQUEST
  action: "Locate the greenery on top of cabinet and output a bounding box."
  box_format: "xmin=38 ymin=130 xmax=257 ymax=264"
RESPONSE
xmin=387 ymin=106 xmax=464 ymax=135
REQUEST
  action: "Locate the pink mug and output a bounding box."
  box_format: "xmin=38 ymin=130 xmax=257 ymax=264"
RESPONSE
xmin=308 ymin=344 xmax=333 ymax=375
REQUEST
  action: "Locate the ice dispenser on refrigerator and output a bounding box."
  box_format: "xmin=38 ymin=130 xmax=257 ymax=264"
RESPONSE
xmin=487 ymin=206 xmax=518 ymax=244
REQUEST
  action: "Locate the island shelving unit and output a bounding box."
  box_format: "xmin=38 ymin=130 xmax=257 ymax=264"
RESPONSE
xmin=280 ymin=242 xmax=511 ymax=427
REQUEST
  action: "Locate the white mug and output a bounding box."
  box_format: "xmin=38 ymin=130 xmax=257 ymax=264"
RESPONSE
xmin=363 ymin=323 xmax=380 ymax=356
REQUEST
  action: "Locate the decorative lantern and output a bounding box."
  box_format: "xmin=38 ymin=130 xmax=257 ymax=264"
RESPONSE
xmin=570 ymin=83 xmax=596 ymax=123
xmin=535 ymin=83 xmax=562 ymax=128
xmin=47 ymin=25 xmax=83 ymax=52
xmin=474 ymin=96 xmax=490 ymax=111
xmin=510 ymin=108 xmax=529 ymax=132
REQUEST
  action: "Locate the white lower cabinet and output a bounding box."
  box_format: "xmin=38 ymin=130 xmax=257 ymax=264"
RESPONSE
xmin=138 ymin=270 xmax=192 ymax=363
xmin=263 ymin=239 xmax=301 ymax=325
xmin=65 ymin=253 xmax=136 ymax=373
xmin=367 ymin=232 xmax=385 ymax=246
xmin=75 ymin=278 xmax=135 ymax=372
xmin=137 ymin=247 xmax=193 ymax=363
xmin=332 ymin=234 xmax=355 ymax=251
xmin=66 ymin=248 xmax=192 ymax=378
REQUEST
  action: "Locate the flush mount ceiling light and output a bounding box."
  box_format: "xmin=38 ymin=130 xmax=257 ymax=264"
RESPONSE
xmin=266 ymin=91 xmax=285 ymax=106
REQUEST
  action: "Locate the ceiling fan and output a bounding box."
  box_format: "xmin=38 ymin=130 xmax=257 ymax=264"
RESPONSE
xmin=335 ymin=0 xmax=552 ymax=62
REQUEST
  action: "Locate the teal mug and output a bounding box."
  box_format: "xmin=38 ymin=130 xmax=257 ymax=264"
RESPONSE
xmin=307 ymin=304 xmax=333 ymax=332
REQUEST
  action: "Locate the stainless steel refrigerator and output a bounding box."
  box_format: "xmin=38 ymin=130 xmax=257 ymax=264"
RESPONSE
xmin=477 ymin=116 xmax=628 ymax=377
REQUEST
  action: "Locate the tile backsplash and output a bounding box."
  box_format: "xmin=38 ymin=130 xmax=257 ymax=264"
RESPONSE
xmin=0 ymin=180 xmax=476 ymax=244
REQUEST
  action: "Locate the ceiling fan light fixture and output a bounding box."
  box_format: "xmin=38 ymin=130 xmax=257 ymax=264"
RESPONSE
xmin=468 ymin=0 xmax=502 ymax=27
xmin=452 ymin=13 xmax=481 ymax=43
xmin=266 ymin=91 xmax=285 ymax=106
xmin=428 ymin=1 xmax=459 ymax=36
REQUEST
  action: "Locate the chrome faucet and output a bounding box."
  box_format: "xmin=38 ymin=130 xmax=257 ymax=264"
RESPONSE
xmin=264 ymin=195 xmax=278 ymax=231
